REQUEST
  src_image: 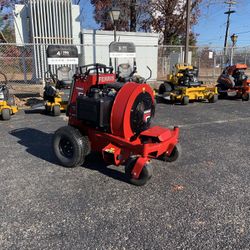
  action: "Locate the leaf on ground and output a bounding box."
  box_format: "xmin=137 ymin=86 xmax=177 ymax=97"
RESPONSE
xmin=171 ymin=184 xmax=184 ymax=192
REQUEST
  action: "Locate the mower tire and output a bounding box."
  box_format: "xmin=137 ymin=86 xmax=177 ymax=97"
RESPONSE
xmin=158 ymin=144 xmax=181 ymax=162
xmin=53 ymin=105 xmax=61 ymax=116
xmin=125 ymin=157 xmax=153 ymax=186
xmin=242 ymin=93 xmax=249 ymax=101
xmin=181 ymin=96 xmax=189 ymax=105
xmin=53 ymin=126 xmax=90 ymax=167
xmin=209 ymin=94 xmax=218 ymax=103
xmin=158 ymin=82 xmax=173 ymax=95
xmin=44 ymin=104 xmax=51 ymax=115
xmin=1 ymin=108 xmax=11 ymax=120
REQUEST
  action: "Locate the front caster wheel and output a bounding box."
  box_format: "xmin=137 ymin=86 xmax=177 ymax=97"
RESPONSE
xmin=53 ymin=126 xmax=90 ymax=167
xmin=158 ymin=144 xmax=181 ymax=162
xmin=242 ymin=93 xmax=249 ymax=101
xmin=1 ymin=108 xmax=11 ymax=120
xmin=209 ymin=94 xmax=218 ymax=103
xmin=125 ymin=157 xmax=153 ymax=186
xmin=53 ymin=105 xmax=61 ymax=116
xmin=181 ymin=96 xmax=189 ymax=105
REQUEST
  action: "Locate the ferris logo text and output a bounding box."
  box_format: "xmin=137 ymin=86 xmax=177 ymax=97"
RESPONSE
xmin=99 ymin=76 xmax=115 ymax=82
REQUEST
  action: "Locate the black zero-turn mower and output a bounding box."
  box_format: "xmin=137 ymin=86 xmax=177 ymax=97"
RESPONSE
xmin=0 ymin=71 xmax=18 ymax=120
xmin=43 ymin=45 xmax=79 ymax=116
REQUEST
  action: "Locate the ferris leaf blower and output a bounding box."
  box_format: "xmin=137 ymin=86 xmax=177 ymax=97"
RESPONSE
xmin=53 ymin=63 xmax=180 ymax=186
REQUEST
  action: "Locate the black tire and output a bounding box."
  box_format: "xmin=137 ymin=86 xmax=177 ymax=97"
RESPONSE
xmin=158 ymin=144 xmax=181 ymax=163
xmin=53 ymin=105 xmax=61 ymax=116
xmin=242 ymin=93 xmax=249 ymax=101
xmin=125 ymin=157 xmax=153 ymax=186
xmin=44 ymin=104 xmax=51 ymax=115
xmin=209 ymin=94 xmax=218 ymax=103
xmin=158 ymin=82 xmax=173 ymax=95
xmin=53 ymin=126 xmax=90 ymax=167
xmin=1 ymin=108 xmax=11 ymax=120
xmin=181 ymin=96 xmax=189 ymax=105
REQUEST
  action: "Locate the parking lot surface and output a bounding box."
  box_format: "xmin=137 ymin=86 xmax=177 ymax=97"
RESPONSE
xmin=1 ymin=99 xmax=250 ymax=249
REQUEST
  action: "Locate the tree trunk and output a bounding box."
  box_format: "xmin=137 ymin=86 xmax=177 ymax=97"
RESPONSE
xmin=130 ymin=0 xmax=137 ymax=32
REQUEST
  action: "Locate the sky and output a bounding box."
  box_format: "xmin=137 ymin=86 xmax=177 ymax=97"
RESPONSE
xmin=193 ymin=0 xmax=250 ymax=47
xmin=78 ymin=0 xmax=250 ymax=47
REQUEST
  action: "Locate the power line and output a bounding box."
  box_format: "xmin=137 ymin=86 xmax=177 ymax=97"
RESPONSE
xmin=235 ymin=30 xmax=250 ymax=35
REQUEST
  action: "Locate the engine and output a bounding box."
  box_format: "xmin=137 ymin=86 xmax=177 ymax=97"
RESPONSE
xmin=178 ymin=67 xmax=201 ymax=87
xmin=218 ymin=65 xmax=249 ymax=89
xmin=76 ymin=86 xmax=117 ymax=130
xmin=0 ymin=84 xmax=9 ymax=101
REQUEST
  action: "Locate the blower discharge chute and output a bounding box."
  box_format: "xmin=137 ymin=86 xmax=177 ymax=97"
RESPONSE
xmin=0 ymin=72 xmax=18 ymax=120
xmin=53 ymin=61 xmax=180 ymax=186
xmin=43 ymin=45 xmax=79 ymax=116
xmin=217 ymin=64 xmax=250 ymax=101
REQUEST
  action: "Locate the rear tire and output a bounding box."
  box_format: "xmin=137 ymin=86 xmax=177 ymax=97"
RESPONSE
xmin=125 ymin=157 xmax=153 ymax=186
xmin=181 ymin=96 xmax=189 ymax=105
xmin=158 ymin=82 xmax=173 ymax=94
xmin=53 ymin=126 xmax=90 ymax=167
xmin=44 ymin=104 xmax=51 ymax=115
xmin=1 ymin=108 xmax=11 ymax=120
xmin=53 ymin=105 xmax=61 ymax=116
xmin=209 ymin=94 xmax=218 ymax=103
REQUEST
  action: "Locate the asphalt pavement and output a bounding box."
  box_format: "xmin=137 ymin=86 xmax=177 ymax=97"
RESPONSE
xmin=1 ymin=98 xmax=250 ymax=249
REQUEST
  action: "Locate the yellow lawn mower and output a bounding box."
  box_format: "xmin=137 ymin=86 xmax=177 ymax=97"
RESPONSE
xmin=43 ymin=45 xmax=79 ymax=116
xmin=0 ymin=72 xmax=18 ymax=120
xmin=158 ymin=64 xmax=218 ymax=105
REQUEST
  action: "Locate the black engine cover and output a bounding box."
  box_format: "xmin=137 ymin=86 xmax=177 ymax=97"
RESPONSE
xmin=76 ymin=95 xmax=114 ymax=129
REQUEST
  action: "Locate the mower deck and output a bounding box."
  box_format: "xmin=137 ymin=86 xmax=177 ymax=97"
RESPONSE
xmin=167 ymin=85 xmax=218 ymax=104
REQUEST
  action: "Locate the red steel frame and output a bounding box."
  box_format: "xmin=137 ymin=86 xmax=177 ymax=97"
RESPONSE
xmin=68 ymin=72 xmax=179 ymax=179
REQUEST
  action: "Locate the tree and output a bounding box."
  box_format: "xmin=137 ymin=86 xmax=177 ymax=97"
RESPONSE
xmin=142 ymin=0 xmax=202 ymax=45
xmin=0 ymin=0 xmax=25 ymax=42
xmin=91 ymin=0 xmax=203 ymax=45
xmin=90 ymin=0 xmax=148 ymax=32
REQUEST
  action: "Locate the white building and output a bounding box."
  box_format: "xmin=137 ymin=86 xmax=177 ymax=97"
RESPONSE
xmin=14 ymin=1 xmax=159 ymax=82
xmin=80 ymin=29 xmax=159 ymax=81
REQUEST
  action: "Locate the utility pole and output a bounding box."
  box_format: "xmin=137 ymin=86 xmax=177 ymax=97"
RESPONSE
xmin=184 ymin=0 xmax=191 ymax=64
xmin=130 ymin=0 xmax=137 ymax=32
xmin=223 ymin=1 xmax=236 ymax=65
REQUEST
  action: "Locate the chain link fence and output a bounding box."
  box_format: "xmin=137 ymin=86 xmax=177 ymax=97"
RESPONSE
xmin=158 ymin=45 xmax=250 ymax=82
xmin=0 ymin=42 xmax=250 ymax=94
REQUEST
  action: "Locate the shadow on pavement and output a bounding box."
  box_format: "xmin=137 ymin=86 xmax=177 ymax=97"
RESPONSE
xmin=10 ymin=128 xmax=128 ymax=184
xmin=83 ymin=153 xmax=128 ymax=184
xmin=10 ymin=128 xmax=58 ymax=165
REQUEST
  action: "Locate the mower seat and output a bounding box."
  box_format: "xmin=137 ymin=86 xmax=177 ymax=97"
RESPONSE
xmin=56 ymin=66 xmax=74 ymax=89
xmin=117 ymin=63 xmax=134 ymax=82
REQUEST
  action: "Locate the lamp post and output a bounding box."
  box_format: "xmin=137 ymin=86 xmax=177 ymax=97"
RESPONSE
xmin=230 ymin=33 xmax=238 ymax=65
xmin=109 ymin=7 xmax=121 ymax=42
